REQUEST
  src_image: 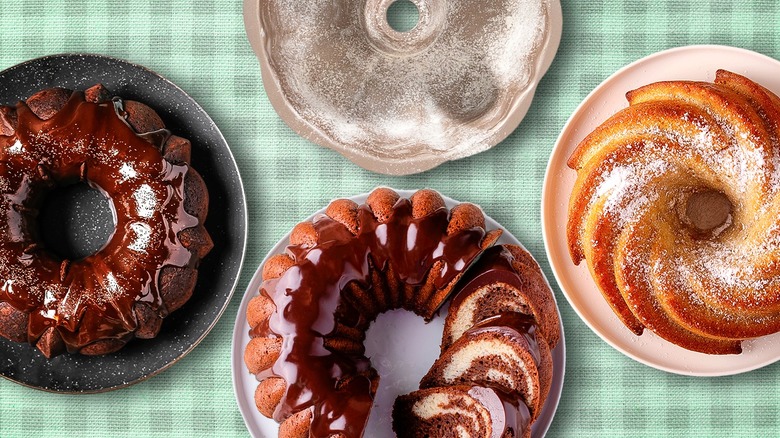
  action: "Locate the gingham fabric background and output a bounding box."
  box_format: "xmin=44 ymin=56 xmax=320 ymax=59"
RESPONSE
xmin=0 ymin=0 xmax=779 ymax=437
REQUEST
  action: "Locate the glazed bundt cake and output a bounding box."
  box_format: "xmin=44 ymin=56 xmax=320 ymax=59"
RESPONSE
xmin=567 ymin=69 xmax=780 ymax=354
xmin=245 ymin=188 xmax=501 ymax=437
xmin=0 ymin=85 xmax=212 ymax=357
xmin=245 ymin=189 xmax=559 ymax=437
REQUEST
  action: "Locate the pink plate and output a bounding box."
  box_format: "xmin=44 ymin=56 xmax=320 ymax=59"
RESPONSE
xmin=542 ymin=45 xmax=780 ymax=376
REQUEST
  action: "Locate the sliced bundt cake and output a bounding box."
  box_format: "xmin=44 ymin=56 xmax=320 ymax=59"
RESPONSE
xmin=420 ymin=312 xmax=553 ymax=421
xmin=393 ymin=244 xmax=560 ymax=437
xmin=443 ymin=244 xmax=561 ymax=350
xmin=245 ymin=192 xmax=561 ymax=437
xmin=244 ymin=188 xmax=501 ymax=437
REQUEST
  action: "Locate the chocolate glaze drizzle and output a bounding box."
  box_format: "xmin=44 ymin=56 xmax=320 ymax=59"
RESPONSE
xmin=468 ymin=312 xmax=541 ymax=366
xmin=0 ymin=91 xmax=197 ymax=352
xmin=468 ymin=386 xmax=531 ymax=438
xmin=450 ymin=245 xmax=531 ymax=312
xmin=260 ymin=198 xmax=486 ymax=438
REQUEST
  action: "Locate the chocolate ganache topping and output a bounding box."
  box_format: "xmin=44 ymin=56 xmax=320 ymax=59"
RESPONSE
xmin=468 ymin=312 xmax=542 ymax=369
xmin=260 ymin=198 xmax=487 ymax=438
xmin=449 ymin=244 xmax=533 ymax=312
xmin=0 ymin=90 xmax=198 ymax=352
xmin=468 ymin=385 xmax=531 ymax=438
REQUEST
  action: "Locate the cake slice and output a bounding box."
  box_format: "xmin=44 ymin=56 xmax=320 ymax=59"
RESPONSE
xmin=393 ymin=385 xmax=531 ymax=438
xmin=443 ymin=244 xmax=561 ymax=350
xmin=421 ymin=312 xmax=552 ymax=421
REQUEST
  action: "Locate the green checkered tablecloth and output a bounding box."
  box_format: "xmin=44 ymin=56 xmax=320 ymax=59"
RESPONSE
xmin=1 ymin=0 xmax=779 ymax=436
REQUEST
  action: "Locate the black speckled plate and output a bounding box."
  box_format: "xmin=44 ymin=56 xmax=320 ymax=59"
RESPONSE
xmin=0 ymin=53 xmax=247 ymax=393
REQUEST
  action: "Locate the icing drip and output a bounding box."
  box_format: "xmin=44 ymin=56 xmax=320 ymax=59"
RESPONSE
xmin=261 ymin=199 xmax=486 ymax=437
xmin=468 ymin=386 xmax=531 ymax=438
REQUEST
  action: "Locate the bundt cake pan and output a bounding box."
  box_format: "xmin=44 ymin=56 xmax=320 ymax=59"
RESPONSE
xmin=243 ymin=0 xmax=563 ymax=175
xmin=231 ymin=189 xmax=565 ymax=437
xmin=542 ymin=45 xmax=780 ymax=376
xmin=0 ymin=54 xmax=247 ymax=392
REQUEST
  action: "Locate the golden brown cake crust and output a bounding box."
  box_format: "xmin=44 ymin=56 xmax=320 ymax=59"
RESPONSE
xmin=255 ymin=377 xmax=286 ymax=418
xmin=244 ymin=337 xmax=282 ymax=375
xmin=365 ymin=187 xmax=400 ymax=223
xmin=279 ymin=409 xmax=314 ymax=438
xmin=325 ymin=199 xmax=359 ymax=234
xmin=410 ymin=189 xmax=445 ymax=219
xmin=565 ymin=69 xmax=780 ymax=354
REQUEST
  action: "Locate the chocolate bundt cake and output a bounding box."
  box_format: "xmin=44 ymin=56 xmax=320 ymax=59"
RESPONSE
xmin=0 ymin=85 xmax=212 ymax=357
xmin=245 ymin=189 xmax=560 ymax=437
xmin=567 ymin=70 xmax=780 ymax=354
xmin=245 ymin=188 xmax=501 ymax=436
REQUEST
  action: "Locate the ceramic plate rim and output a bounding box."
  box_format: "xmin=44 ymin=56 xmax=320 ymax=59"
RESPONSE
xmin=541 ymin=45 xmax=780 ymax=377
xmin=232 ymin=188 xmax=566 ymax=437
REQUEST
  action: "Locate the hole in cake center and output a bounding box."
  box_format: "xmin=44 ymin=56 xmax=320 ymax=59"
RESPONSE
xmin=387 ymin=0 xmax=420 ymax=32
xmin=684 ymin=189 xmax=733 ymax=236
xmin=364 ymin=308 xmax=446 ymax=437
xmin=39 ymin=182 xmax=116 ymax=260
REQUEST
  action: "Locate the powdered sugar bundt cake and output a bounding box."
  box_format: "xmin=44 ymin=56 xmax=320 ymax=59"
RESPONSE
xmin=567 ymin=69 xmax=780 ymax=354
xmin=0 ymin=85 xmax=212 ymax=357
xmin=244 ymin=188 xmax=559 ymax=437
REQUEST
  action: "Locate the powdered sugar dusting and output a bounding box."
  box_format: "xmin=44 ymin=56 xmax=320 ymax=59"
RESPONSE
xmin=133 ymin=184 xmax=158 ymax=218
xmin=119 ymin=162 xmax=137 ymax=181
xmin=8 ymin=139 xmax=23 ymax=154
xmin=593 ymin=157 xmax=669 ymax=226
xmin=577 ymin=75 xmax=780 ymax=341
xmin=128 ymin=222 xmax=153 ymax=253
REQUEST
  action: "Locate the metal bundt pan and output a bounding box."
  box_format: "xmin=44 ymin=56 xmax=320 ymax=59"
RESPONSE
xmin=244 ymin=0 xmax=563 ymax=175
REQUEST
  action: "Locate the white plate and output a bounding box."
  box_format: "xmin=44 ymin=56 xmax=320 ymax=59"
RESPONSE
xmin=232 ymin=189 xmax=566 ymax=437
xmin=541 ymin=45 xmax=780 ymax=377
